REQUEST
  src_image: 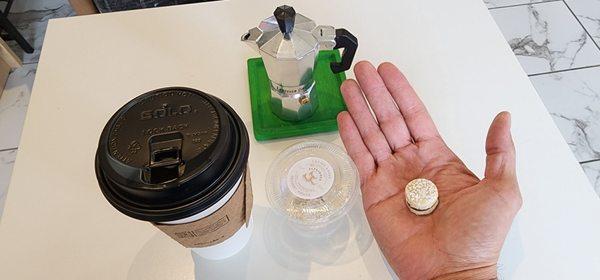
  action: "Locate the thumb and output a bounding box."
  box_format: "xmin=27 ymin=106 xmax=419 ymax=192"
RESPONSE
xmin=484 ymin=112 xmax=516 ymax=183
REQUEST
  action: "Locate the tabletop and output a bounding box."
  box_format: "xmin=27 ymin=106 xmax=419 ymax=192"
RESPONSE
xmin=1 ymin=0 xmax=600 ymax=279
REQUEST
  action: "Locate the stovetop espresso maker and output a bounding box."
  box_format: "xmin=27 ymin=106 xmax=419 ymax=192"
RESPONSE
xmin=242 ymin=5 xmax=358 ymax=121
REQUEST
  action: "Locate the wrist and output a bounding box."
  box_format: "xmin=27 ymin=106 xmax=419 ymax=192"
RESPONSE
xmin=432 ymin=265 xmax=498 ymax=280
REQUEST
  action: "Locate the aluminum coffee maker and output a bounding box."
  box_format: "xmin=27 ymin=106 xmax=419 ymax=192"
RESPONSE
xmin=242 ymin=5 xmax=358 ymax=121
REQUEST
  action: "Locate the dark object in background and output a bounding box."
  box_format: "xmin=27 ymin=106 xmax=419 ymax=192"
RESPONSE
xmin=93 ymin=0 xmax=218 ymax=13
xmin=0 ymin=0 xmax=33 ymax=53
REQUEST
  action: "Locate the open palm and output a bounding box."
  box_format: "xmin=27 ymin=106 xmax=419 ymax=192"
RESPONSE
xmin=337 ymin=62 xmax=522 ymax=280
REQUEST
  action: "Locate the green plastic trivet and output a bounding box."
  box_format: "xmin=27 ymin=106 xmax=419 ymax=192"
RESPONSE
xmin=247 ymin=50 xmax=347 ymax=141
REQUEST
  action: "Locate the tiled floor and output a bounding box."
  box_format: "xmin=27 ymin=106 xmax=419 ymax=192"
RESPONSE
xmin=0 ymin=0 xmax=71 ymax=217
xmin=529 ymin=67 xmax=600 ymax=162
xmin=582 ymin=160 xmax=600 ymax=194
xmin=0 ymin=149 xmax=16 ymax=218
xmin=0 ymin=0 xmax=599 ymax=217
xmin=489 ymin=1 xmax=600 ymax=75
xmin=485 ymin=0 xmax=600 ymax=196
xmin=0 ymin=64 xmax=36 ymax=149
xmin=6 ymin=4 xmax=75 ymax=64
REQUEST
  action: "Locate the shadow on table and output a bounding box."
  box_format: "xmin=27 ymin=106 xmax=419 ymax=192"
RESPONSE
xmin=498 ymin=216 xmax=524 ymax=279
xmin=124 ymin=195 xmax=522 ymax=280
xmin=192 ymin=201 xmax=374 ymax=279
xmin=126 ymin=206 xmax=522 ymax=280
xmin=127 ymin=232 xmax=195 ymax=279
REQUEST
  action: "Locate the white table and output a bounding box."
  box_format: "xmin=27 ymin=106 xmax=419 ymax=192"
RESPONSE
xmin=2 ymin=0 xmax=600 ymax=279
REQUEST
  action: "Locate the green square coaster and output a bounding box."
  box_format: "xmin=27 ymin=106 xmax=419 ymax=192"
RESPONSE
xmin=247 ymin=50 xmax=347 ymax=141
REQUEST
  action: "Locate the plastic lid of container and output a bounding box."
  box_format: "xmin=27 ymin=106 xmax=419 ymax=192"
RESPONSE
xmin=95 ymin=87 xmax=249 ymax=223
xmin=266 ymin=140 xmax=359 ymax=226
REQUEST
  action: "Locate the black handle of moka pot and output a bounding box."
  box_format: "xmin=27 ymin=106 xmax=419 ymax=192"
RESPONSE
xmin=331 ymin=28 xmax=358 ymax=74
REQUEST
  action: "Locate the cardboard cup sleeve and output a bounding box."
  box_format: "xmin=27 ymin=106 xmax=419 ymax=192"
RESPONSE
xmin=154 ymin=168 xmax=253 ymax=248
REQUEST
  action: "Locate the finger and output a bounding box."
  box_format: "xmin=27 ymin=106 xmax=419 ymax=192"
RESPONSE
xmin=337 ymin=111 xmax=376 ymax=183
xmin=354 ymin=61 xmax=412 ymax=150
xmin=484 ymin=112 xmax=516 ymax=180
xmin=484 ymin=112 xmax=521 ymax=209
xmin=377 ymin=62 xmax=440 ymax=142
xmin=340 ymin=79 xmax=392 ymax=162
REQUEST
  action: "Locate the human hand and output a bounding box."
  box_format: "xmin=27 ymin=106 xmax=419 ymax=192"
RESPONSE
xmin=337 ymin=61 xmax=522 ymax=280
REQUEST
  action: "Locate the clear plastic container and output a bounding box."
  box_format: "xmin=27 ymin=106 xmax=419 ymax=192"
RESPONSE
xmin=266 ymin=140 xmax=360 ymax=226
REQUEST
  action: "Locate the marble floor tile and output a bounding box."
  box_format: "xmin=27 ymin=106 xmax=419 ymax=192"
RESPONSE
xmin=489 ymin=1 xmax=600 ymax=75
xmin=484 ymin=0 xmax=553 ymax=9
xmin=0 ymin=148 xmax=17 ymax=219
xmin=581 ymin=160 xmax=600 ymax=197
xmin=530 ymin=66 xmax=600 ymax=162
xmin=8 ymin=0 xmax=72 ymax=12
xmin=565 ymin=0 xmax=600 ymax=46
xmin=0 ymin=64 xmax=37 ymax=150
xmin=6 ymin=1 xmax=74 ymax=64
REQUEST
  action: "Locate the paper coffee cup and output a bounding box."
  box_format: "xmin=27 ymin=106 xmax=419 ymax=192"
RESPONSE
xmin=95 ymin=87 xmax=252 ymax=259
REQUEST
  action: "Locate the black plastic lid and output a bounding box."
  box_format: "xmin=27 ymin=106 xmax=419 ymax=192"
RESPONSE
xmin=95 ymin=87 xmax=249 ymax=223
